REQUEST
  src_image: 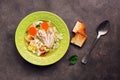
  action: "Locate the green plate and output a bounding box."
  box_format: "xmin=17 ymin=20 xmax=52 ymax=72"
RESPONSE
xmin=15 ymin=11 xmax=70 ymax=66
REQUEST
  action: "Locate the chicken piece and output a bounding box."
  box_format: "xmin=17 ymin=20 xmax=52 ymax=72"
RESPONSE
xmin=37 ymin=28 xmax=55 ymax=48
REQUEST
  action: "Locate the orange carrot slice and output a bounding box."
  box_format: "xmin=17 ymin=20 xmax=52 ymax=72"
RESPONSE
xmin=28 ymin=26 xmax=37 ymax=36
xmin=41 ymin=22 xmax=49 ymax=30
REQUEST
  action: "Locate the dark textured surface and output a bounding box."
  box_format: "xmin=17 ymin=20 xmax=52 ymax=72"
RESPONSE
xmin=0 ymin=0 xmax=120 ymax=80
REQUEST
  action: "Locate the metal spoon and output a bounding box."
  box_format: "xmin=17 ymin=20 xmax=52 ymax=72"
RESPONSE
xmin=81 ymin=20 xmax=110 ymax=64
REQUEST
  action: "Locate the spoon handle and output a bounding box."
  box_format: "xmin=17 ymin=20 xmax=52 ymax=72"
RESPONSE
xmin=81 ymin=37 xmax=99 ymax=64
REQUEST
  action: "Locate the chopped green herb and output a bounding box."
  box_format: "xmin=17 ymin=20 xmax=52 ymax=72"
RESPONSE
xmin=69 ymin=55 xmax=78 ymax=65
xmin=26 ymin=31 xmax=28 ymax=34
xmin=36 ymin=25 xmax=40 ymax=29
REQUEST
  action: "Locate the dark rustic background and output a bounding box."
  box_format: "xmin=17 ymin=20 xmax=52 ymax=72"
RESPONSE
xmin=0 ymin=0 xmax=120 ymax=80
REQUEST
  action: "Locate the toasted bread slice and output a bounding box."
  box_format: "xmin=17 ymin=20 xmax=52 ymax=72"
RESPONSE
xmin=71 ymin=33 xmax=87 ymax=47
xmin=73 ymin=20 xmax=87 ymax=37
xmin=71 ymin=20 xmax=87 ymax=47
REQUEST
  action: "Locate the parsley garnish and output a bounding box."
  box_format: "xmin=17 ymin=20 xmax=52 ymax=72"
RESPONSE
xmin=36 ymin=25 xmax=40 ymax=29
xmin=69 ymin=55 xmax=78 ymax=65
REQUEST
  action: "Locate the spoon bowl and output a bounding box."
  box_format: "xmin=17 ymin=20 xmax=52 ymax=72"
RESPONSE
xmin=96 ymin=20 xmax=110 ymax=38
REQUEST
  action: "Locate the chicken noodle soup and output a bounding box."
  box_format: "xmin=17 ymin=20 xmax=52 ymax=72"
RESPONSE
xmin=25 ymin=21 xmax=63 ymax=56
